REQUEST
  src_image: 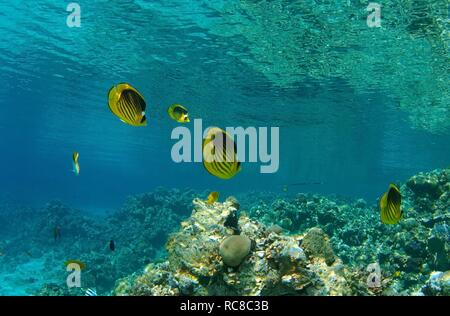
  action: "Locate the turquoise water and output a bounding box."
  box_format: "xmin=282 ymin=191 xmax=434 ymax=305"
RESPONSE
xmin=0 ymin=0 xmax=448 ymax=296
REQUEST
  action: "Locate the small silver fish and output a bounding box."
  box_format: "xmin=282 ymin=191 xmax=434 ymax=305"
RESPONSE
xmin=85 ymin=288 xmax=97 ymax=296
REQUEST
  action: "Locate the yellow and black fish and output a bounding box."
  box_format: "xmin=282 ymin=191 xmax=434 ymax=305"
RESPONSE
xmin=379 ymin=183 xmax=403 ymax=225
xmin=72 ymin=152 xmax=80 ymax=176
xmin=64 ymin=259 xmax=86 ymax=270
xmin=206 ymin=191 xmax=219 ymax=204
xmin=202 ymin=127 xmax=241 ymax=180
xmin=167 ymin=104 xmax=190 ymax=123
xmin=108 ymin=83 xmax=147 ymax=126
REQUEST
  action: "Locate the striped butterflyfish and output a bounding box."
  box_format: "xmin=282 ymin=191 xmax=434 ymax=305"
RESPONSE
xmin=379 ymin=183 xmax=403 ymax=225
xmin=72 ymin=152 xmax=80 ymax=175
xmin=168 ymin=104 xmax=190 ymax=123
xmin=206 ymin=191 xmax=219 ymax=204
xmin=108 ymin=83 xmax=147 ymax=126
xmin=202 ymin=127 xmax=241 ymax=180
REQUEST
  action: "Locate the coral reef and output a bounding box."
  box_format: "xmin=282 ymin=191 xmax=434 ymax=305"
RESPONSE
xmin=1 ymin=168 xmax=448 ymax=296
xmin=419 ymin=271 xmax=450 ymax=296
xmin=113 ymin=198 xmax=369 ymax=296
xmin=0 ymin=188 xmax=196 ymax=295
xmin=247 ymin=167 xmax=450 ymax=295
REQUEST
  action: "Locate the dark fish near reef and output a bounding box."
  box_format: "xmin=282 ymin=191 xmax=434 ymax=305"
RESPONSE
xmin=108 ymin=83 xmax=147 ymax=126
xmin=206 ymin=191 xmax=219 ymax=205
xmin=64 ymin=260 xmax=86 ymax=270
xmin=202 ymin=127 xmax=241 ymax=180
xmin=167 ymin=104 xmax=190 ymax=123
xmin=72 ymin=152 xmax=80 ymax=176
xmin=379 ymin=183 xmax=403 ymax=225
xmin=109 ymin=240 xmax=115 ymax=251
xmin=54 ymin=226 xmax=61 ymax=241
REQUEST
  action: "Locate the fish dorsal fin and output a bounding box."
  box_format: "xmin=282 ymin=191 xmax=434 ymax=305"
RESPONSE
xmin=388 ymin=183 xmax=401 ymax=205
xmin=389 ymin=183 xmax=400 ymax=193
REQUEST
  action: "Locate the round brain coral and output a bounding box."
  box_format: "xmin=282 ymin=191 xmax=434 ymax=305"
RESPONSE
xmin=219 ymin=235 xmax=252 ymax=267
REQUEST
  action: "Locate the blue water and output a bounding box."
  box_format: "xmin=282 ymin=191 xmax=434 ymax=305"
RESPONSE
xmin=0 ymin=0 xmax=448 ymax=295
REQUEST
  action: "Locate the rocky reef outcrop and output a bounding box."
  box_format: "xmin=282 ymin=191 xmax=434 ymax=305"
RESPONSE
xmin=113 ymin=198 xmax=369 ymax=296
xmin=247 ymin=167 xmax=450 ymax=295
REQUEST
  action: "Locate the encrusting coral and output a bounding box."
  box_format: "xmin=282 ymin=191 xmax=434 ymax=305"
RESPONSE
xmin=219 ymin=235 xmax=252 ymax=267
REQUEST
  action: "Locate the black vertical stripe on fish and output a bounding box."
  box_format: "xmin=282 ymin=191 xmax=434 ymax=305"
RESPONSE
xmin=123 ymin=102 xmax=135 ymax=122
xmin=388 ymin=207 xmax=395 ymax=222
xmin=211 ymin=161 xmax=223 ymax=175
xmin=392 ymin=205 xmax=401 ymax=219
xmin=214 ymin=160 xmax=230 ymax=176
xmin=120 ymin=97 xmax=135 ymax=121
xmin=117 ymin=98 xmax=129 ymax=119
xmin=117 ymin=100 xmax=130 ymax=121
xmin=388 ymin=199 xmax=400 ymax=218
xmin=223 ymin=161 xmax=233 ymax=173
xmin=385 ymin=205 xmax=394 ymax=222
xmin=214 ymin=161 xmax=229 ymax=176
xmin=389 ymin=202 xmax=398 ymax=219
xmin=123 ymin=89 xmax=145 ymax=111
xmin=221 ymin=162 xmax=234 ymax=177
xmin=125 ymin=93 xmax=140 ymax=112
xmin=124 ymin=99 xmax=138 ymax=122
